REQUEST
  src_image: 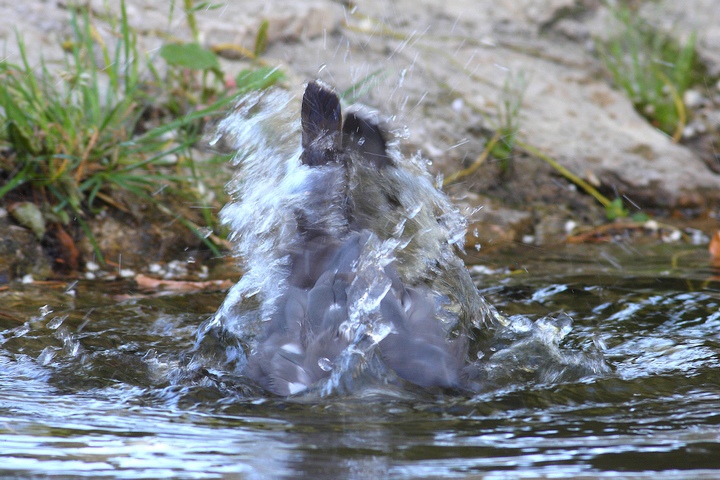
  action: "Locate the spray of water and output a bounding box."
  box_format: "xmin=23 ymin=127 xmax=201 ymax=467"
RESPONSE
xmin=188 ymin=82 xmax=609 ymax=398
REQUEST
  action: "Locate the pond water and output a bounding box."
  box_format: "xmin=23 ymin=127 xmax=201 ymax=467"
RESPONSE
xmin=2 ymin=243 xmax=719 ymax=478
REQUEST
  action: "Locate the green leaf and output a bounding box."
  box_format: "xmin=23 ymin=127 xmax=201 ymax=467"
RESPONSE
xmin=605 ymin=198 xmax=629 ymax=220
xmin=340 ymin=69 xmax=386 ymax=103
xmin=254 ymin=20 xmax=269 ymax=58
xmin=631 ymin=212 xmax=650 ymax=222
xmin=160 ymin=42 xmax=220 ymax=71
xmin=235 ymin=67 xmax=285 ymax=92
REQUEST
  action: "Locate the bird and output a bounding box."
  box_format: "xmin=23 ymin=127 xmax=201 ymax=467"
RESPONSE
xmin=242 ymin=81 xmax=490 ymax=396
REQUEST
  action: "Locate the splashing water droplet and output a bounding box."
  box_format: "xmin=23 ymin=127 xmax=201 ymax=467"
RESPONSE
xmin=37 ymin=347 xmax=56 ymax=366
xmin=39 ymin=305 xmax=52 ymax=317
xmin=209 ymin=133 xmax=222 ymax=146
xmin=393 ymin=218 xmax=407 ymax=237
xmin=406 ymin=203 xmax=422 ymax=219
xmin=47 ymin=315 xmax=68 ymax=330
xmin=368 ymin=322 xmax=393 ymax=344
xmin=338 ymin=321 xmax=354 ymax=342
xmin=12 ymin=323 xmax=30 ymax=338
xmin=318 ymin=357 xmax=333 ymax=372
xmin=197 ymin=227 xmax=213 ymax=238
xmin=398 ymin=69 xmax=407 ymax=88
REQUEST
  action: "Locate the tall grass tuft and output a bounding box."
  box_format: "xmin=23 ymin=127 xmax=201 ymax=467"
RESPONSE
xmin=0 ymin=1 xmax=283 ymax=265
xmin=597 ymin=5 xmax=701 ymax=142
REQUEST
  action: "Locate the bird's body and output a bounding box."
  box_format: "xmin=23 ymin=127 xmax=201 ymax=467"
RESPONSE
xmin=209 ymin=81 xmax=493 ymax=396
xmin=234 ymin=81 xmax=488 ymax=396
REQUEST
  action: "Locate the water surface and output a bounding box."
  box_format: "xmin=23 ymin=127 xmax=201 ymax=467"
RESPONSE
xmin=2 ymin=243 xmax=719 ymax=478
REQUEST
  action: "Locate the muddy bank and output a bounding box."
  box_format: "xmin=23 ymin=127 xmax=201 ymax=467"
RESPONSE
xmin=0 ymin=0 xmax=718 ymax=281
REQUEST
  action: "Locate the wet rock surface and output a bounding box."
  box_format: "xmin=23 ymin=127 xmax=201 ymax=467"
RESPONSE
xmin=0 ymin=210 xmax=53 ymax=282
xmin=0 ymin=0 xmax=718 ymax=277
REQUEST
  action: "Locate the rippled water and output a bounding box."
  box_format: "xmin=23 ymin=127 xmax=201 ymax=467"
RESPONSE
xmin=2 ymin=244 xmax=719 ymax=478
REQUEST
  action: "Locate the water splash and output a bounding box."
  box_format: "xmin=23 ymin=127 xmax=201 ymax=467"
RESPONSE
xmin=190 ymin=84 xmax=608 ymax=397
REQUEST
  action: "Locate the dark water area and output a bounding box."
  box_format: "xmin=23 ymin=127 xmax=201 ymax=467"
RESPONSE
xmin=2 ymin=243 xmax=720 ymax=478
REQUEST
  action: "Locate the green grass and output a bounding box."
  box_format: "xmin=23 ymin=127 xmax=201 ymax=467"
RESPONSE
xmin=0 ymin=1 xmax=283 ymax=266
xmin=490 ymin=71 xmax=527 ymax=173
xmin=597 ymin=5 xmax=701 ymax=141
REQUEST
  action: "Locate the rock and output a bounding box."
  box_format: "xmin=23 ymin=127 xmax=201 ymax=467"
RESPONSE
xmin=8 ymin=202 xmax=45 ymax=240
xmin=0 ymin=219 xmax=53 ymax=282
xmin=262 ymin=0 xmax=720 ymax=209
xmin=77 ymin=210 xmax=203 ymax=269
xmin=460 ymin=195 xmax=534 ymax=249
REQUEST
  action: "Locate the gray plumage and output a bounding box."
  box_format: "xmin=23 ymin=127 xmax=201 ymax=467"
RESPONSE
xmin=241 ymin=81 xmax=486 ymax=396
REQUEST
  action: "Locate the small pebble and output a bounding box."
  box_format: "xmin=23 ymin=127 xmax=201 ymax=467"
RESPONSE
xmin=683 ymin=89 xmax=703 ymax=109
xmin=198 ymin=265 xmax=210 ymax=280
xmin=119 ymin=268 xmax=135 ymax=278
xmin=661 ymin=229 xmax=682 ymax=243
xmin=564 ymin=220 xmax=577 ymax=234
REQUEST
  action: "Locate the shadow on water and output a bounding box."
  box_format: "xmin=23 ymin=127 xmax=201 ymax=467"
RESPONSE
xmin=2 ymin=243 xmax=720 ymax=478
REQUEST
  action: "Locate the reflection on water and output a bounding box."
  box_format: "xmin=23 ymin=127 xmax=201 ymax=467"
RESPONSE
xmin=2 ymin=244 xmax=720 ymax=478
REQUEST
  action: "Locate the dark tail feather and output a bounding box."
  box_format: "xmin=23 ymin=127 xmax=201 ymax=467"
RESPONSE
xmin=342 ymin=112 xmax=391 ymax=168
xmin=301 ymin=81 xmax=342 ymax=166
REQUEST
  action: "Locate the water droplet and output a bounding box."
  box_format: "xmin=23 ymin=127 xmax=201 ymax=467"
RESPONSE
xmin=47 ymin=315 xmax=68 ymax=330
xmin=37 ymin=347 xmax=56 ymax=366
xmin=39 ymin=305 xmax=52 ymax=317
xmin=143 ymin=349 xmax=158 ymax=361
xmin=473 ymin=228 xmax=479 ymax=238
xmin=398 ymin=69 xmax=407 ymax=88
xmin=318 ymin=357 xmax=333 ymax=372
xmin=12 ymin=323 xmax=30 ymax=338
xmin=197 ymin=227 xmax=213 ymax=238
xmin=208 ymin=132 xmax=222 ymax=146
xmin=476 ymin=350 xmax=485 ymax=360
xmin=357 ymin=137 xmax=365 ymax=146
xmin=338 ymin=321 xmax=354 ymax=341
xmin=406 ymin=204 xmax=422 ymax=219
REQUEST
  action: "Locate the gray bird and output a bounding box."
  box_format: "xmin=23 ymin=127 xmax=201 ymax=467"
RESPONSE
xmin=243 ymin=81 xmax=493 ymax=396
